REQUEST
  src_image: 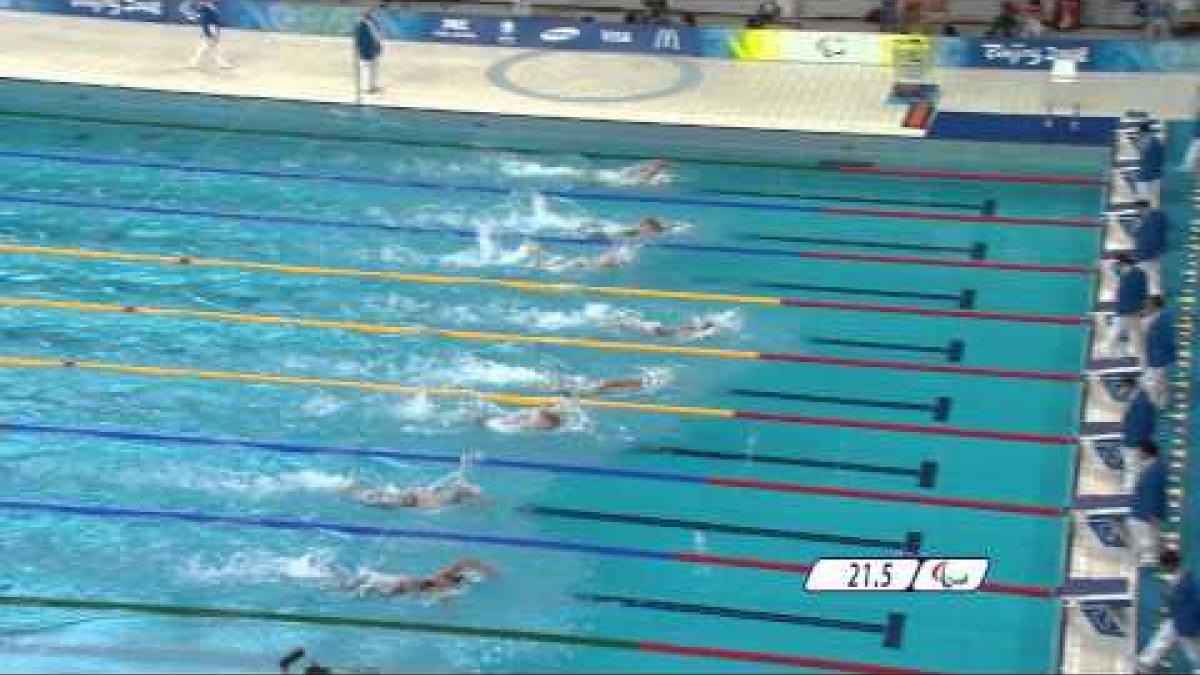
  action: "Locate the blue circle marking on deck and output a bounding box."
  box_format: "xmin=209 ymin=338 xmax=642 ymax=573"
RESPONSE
xmin=486 ymin=52 xmax=703 ymax=104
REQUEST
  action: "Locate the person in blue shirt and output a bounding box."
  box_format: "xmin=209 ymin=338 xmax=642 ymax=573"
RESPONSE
xmin=1133 ymin=201 xmax=1168 ymax=295
xmin=1128 ymin=440 xmax=1165 ymax=565
xmin=1142 ymin=296 xmax=1176 ymax=406
xmin=354 ymin=5 xmax=385 ymax=95
xmin=1138 ymin=550 xmax=1200 ymax=672
xmin=1120 ymin=380 xmax=1158 ymax=491
xmin=188 ymin=0 xmax=232 ymax=69
xmin=1133 ymin=122 xmax=1165 ymax=205
xmin=1106 ymin=254 xmax=1149 ymax=357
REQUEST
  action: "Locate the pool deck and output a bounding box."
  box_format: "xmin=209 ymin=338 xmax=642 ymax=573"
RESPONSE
xmin=1 ymin=10 xmax=1196 ymax=138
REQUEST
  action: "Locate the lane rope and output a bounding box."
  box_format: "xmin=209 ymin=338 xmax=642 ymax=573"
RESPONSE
xmin=0 ymin=243 xmax=1089 ymax=325
xmin=0 ymin=295 xmax=1079 ymax=382
xmin=0 ymin=355 xmax=1079 ymax=445
xmin=0 ymin=594 xmax=926 ymax=674
xmin=0 ymin=422 xmax=1067 ymax=516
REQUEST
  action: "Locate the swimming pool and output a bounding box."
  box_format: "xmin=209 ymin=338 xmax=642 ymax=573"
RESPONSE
xmin=0 ymin=78 xmax=1111 ymax=674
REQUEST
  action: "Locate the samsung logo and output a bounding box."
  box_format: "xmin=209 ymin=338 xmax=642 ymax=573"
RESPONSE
xmin=540 ymin=26 xmax=580 ymax=42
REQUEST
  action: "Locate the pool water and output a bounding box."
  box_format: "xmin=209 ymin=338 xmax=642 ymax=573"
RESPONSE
xmin=0 ymin=78 xmax=1110 ymax=674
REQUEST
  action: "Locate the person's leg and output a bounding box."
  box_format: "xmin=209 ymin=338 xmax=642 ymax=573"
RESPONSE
xmin=1138 ymin=618 xmax=1180 ymax=668
xmin=213 ymin=37 xmax=232 ymax=68
xmin=1127 ymin=517 xmax=1160 ymax=566
xmin=189 ymin=38 xmax=211 ymax=67
xmin=1142 ymin=259 xmax=1163 ymax=296
xmin=369 ymin=58 xmax=381 ymax=92
xmin=1122 ymin=445 xmax=1142 ymax=491
xmin=1143 ymin=366 xmax=1169 ymax=407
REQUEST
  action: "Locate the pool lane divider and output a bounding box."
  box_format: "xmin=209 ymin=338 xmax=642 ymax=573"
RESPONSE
xmin=835 ymin=164 xmax=1105 ymax=186
xmin=0 ymin=150 xmax=1096 ymax=226
xmin=747 ymin=282 xmax=976 ymax=309
xmin=576 ymin=593 xmax=907 ymax=648
xmin=639 ymin=445 xmax=940 ymax=489
xmin=709 ymin=187 xmax=982 ymax=212
xmin=0 ymin=500 xmax=1053 ymax=599
xmin=522 ymin=505 xmax=922 ymax=553
xmin=729 ymin=389 xmax=953 ymax=423
xmin=0 ymin=356 xmax=1079 ymax=445
xmin=0 ymin=193 xmax=1097 ymax=275
xmin=0 ymin=595 xmax=925 ymax=674
xmin=0 ymin=105 xmax=1099 ymax=193
xmin=0 ymin=244 xmax=1090 ymax=326
xmin=0 ymin=296 xmax=1077 ymax=383
xmin=0 ymin=422 xmax=1065 ymax=517
xmin=811 ymin=337 xmax=967 ymax=363
xmin=742 ymin=234 xmax=989 ymax=261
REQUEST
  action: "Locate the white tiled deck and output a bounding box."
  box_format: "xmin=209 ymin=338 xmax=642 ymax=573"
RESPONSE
xmin=1 ymin=10 xmax=1194 ymax=138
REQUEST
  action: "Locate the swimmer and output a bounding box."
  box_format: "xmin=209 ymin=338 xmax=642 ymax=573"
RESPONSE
xmin=483 ymin=403 xmax=566 ymax=433
xmin=607 ymin=311 xmax=723 ymax=341
xmin=551 ymin=368 xmax=669 ymax=397
xmin=335 ymin=559 xmax=496 ymax=599
xmin=339 ymin=464 xmax=482 ymax=510
xmin=615 ymin=217 xmax=669 ymax=241
xmin=620 ymin=159 xmax=674 ymax=186
xmin=524 ymin=242 xmax=637 ymax=272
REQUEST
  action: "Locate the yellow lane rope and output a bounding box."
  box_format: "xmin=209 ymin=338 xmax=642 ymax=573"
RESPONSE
xmin=0 ymin=296 xmax=762 ymax=361
xmin=0 ymin=243 xmax=783 ymax=307
xmin=0 ymin=356 xmax=736 ymax=419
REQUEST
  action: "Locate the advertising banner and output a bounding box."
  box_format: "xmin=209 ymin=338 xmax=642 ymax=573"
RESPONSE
xmin=417 ymin=13 xmax=700 ymax=56
xmin=1 ymin=0 xmax=184 ymax=22
xmin=721 ymin=29 xmax=886 ymax=64
xmin=937 ymin=37 xmax=1200 ymax=72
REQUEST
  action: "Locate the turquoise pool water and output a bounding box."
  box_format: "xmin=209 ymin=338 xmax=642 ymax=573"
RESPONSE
xmin=0 ymin=79 xmax=1110 ymax=673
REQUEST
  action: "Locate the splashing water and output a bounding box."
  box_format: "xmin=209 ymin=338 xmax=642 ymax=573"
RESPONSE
xmin=182 ymin=550 xmax=341 ymax=584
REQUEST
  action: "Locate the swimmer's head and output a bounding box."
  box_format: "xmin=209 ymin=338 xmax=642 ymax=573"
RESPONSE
xmin=639 ymin=217 xmax=666 ymax=234
xmin=1147 ymin=294 xmax=1166 ymax=311
xmin=1114 ymin=253 xmax=1135 ymax=268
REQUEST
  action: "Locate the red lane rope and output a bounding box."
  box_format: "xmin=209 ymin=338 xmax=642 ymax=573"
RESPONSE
xmin=836 ymin=166 xmax=1104 ymax=186
xmin=706 ymin=478 xmax=1067 ymax=517
xmin=733 ymin=410 xmax=1077 ymax=446
xmin=821 ymin=206 xmax=1098 ymax=228
xmin=778 ymin=298 xmax=1087 ymax=325
xmin=638 ymin=642 xmax=929 ymax=674
xmin=758 ymin=352 xmax=1079 ymax=382
xmin=795 ymin=250 xmax=1093 ymax=275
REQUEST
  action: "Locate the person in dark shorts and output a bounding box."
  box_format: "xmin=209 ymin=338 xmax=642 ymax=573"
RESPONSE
xmin=355 ymin=5 xmax=385 ymax=94
xmin=189 ymin=0 xmax=232 ymax=69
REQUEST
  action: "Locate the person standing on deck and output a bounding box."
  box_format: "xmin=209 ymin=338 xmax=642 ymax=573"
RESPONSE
xmin=1137 ymin=550 xmax=1200 ymax=672
xmin=1133 ymin=201 xmax=1169 ymax=295
xmin=1127 ymin=439 xmax=1166 ymax=566
xmin=1142 ymin=296 xmax=1177 ymax=406
xmin=1120 ymin=380 xmax=1159 ymax=492
xmin=1133 ymin=122 xmax=1166 ymax=205
xmin=355 ymin=5 xmax=386 ymax=95
xmin=189 ymin=0 xmax=233 ymax=69
xmin=1106 ymin=254 xmax=1149 ymax=358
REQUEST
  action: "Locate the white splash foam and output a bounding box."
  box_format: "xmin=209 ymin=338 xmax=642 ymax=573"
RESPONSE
xmin=182 ymin=550 xmax=340 ymax=584
xmin=300 ymin=393 xmax=346 ymax=417
xmin=507 ymin=302 xmax=625 ymax=332
xmin=497 ymin=159 xmax=587 ymax=181
xmin=410 ymin=353 xmax=548 ymax=388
